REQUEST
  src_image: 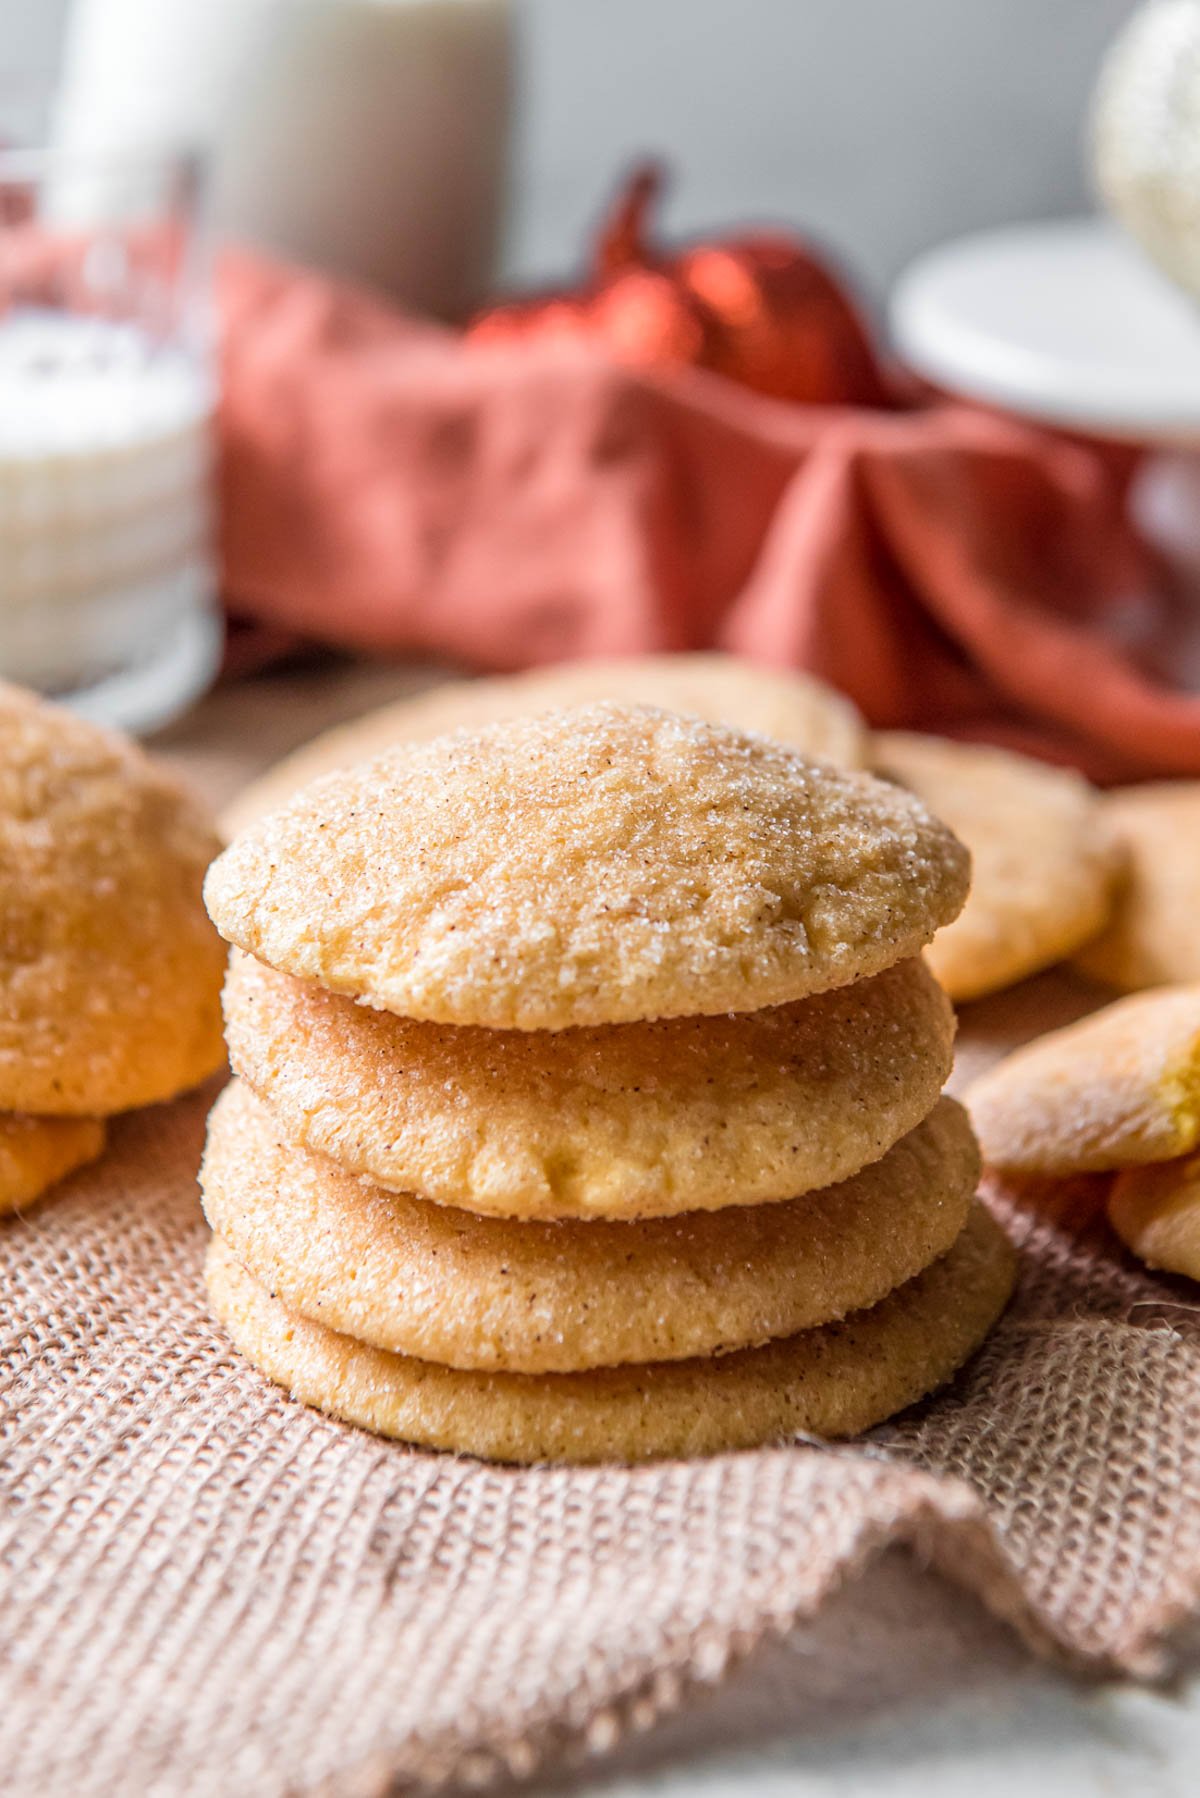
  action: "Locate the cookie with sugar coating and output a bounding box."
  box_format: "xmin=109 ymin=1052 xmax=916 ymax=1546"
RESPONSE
xmin=1074 ymin=782 xmax=1200 ymax=992
xmin=222 ymin=654 xmax=867 ymax=835
xmin=1109 ymin=1153 xmax=1200 ymax=1283
xmin=0 ymin=1113 xmax=105 ymax=1216
xmin=201 ymin=1081 xmax=980 ymax=1372
xmin=223 ymin=951 xmax=954 ymax=1219
xmin=0 ymin=683 xmax=227 ymax=1114
xmin=206 ymin=704 xmax=969 ymax=1031
xmin=205 ymin=1201 xmax=1015 ymax=1463
xmin=967 ymin=985 xmax=1200 ymax=1174
xmin=875 ymin=733 xmax=1120 ymax=1002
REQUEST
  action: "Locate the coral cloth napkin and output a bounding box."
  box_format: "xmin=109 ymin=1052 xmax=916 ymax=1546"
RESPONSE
xmin=217 ymin=251 xmax=1200 ymax=783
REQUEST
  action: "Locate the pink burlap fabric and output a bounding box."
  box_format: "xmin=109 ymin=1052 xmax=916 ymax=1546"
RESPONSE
xmin=3 ymin=1061 xmax=1200 ymax=1797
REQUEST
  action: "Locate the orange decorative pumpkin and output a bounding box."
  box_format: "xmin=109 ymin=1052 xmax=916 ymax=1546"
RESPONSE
xmin=466 ymin=164 xmax=891 ymax=408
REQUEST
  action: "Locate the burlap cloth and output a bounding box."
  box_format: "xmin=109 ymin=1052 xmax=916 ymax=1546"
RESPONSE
xmin=3 ymin=670 xmax=1200 ymax=1797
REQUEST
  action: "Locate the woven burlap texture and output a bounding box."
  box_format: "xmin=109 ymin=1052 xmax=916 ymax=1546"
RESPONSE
xmin=3 ymin=1082 xmax=1200 ymax=1798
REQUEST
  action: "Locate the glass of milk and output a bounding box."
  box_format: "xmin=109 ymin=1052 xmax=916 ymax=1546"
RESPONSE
xmin=52 ymin=0 xmax=512 ymax=320
xmin=0 ymin=143 xmax=219 ymax=732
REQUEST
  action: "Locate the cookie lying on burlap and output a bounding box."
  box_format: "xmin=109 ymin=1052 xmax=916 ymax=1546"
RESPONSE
xmin=221 ymin=950 xmax=955 ymax=1219
xmin=0 ymin=1113 xmax=105 ymax=1217
xmin=205 ymin=1203 xmax=1015 ymax=1464
xmin=1109 ymin=1152 xmax=1200 ymax=1283
xmin=202 ymin=1081 xmax=980 ymax=1372
xmin=875 ymin=732 xmax=1120 ymax=1002
xmin=967 ymin=985 xmax=1200 ymax=1175
xmin=222 ymin=653 xmax=868 ymax=835
xmin=0 ymin=683 xmax=227 ymax=1119
xmin=205 ymin=703 xmax=969 ymax=1030
xmin=1074 ymin=782 xmax=1200 ymax=992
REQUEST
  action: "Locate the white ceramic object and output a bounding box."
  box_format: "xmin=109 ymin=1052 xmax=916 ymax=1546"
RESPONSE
xmin=890 ymin=216 xmax=1200 ymax=440
xmin=1092 ymin=0 xmax=1200 ymax=301
xmin=890 ymin=216 xmax=1200 ymax=647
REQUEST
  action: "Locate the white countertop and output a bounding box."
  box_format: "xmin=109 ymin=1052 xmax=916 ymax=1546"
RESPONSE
xmin=528 ymin=1552 xmax=1199 ymax=1798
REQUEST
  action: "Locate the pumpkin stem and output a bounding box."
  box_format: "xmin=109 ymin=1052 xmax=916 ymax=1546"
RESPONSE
xmin=595 ymin=163 xmax=665 ymax=275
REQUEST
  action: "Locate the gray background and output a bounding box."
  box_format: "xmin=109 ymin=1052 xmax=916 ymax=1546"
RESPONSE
xmin=8 ymin=0 xmax=1138 ymax=303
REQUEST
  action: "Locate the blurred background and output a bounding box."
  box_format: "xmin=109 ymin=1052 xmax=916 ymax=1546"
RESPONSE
xmin=7 ymin=0 xmax=1137 ymax=300
xmin=4 ymin=0 xmax=1200 ymax=784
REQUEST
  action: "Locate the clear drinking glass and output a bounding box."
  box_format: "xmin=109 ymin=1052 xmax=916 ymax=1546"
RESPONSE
xmin=0 ymin=143 xmax=220 ymax=732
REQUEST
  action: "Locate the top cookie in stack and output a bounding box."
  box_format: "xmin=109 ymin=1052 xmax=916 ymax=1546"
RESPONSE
xmin=210 ymin=700 xmax=961 ymax=1030
xmin=203 ymin=703 xmax=1015 ymax=1464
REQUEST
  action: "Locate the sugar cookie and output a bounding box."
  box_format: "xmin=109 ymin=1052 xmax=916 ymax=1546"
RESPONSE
xmin=201 ymin=1082 xmax=979 ymax=1371
xmin=967 ymin=985 xmax=1200 ymax=1174
xmin=875 ymin=733 xmax=1119 ymax=1001
xmin=205 ymin=1202 xmax=1015 ymax=1462
xmin=0 ymin=683 xmax=227 ymax=1113
xmin=1075 ymin=782 xmax=1200 ymax=991
xmin=1109 ymin=1154 xmax=1200 ymax=1283
xmin=206 ymin=704 xmax=969 ymax=1030
xmin=0 ymin=1113 xmax=105 ymax=1217
xmin=223 ymin=952 xmax=954 ymax=1218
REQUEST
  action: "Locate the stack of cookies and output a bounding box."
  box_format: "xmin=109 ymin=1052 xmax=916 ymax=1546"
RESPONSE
xmin=202 ymin=703 xmax=1016 ymax=1464
xmin=1075 ymin=782 xmax=1200 ymax=990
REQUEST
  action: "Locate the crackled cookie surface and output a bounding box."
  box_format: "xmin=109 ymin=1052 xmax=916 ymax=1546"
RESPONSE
xmin=202 ymin=1082 xmax=979 ymax=1371
xmin=222 ymin=654 xmax=868 ymax=834
xmin=206 ymin=704 xmax=969 ymax=1030
xmin=0 ymin=683 xmax=227 ymax=1113
xmin=967 ymin=985 xmax=1200 ymax=1174
xmin=223 ymin=952 xmax=954 ymax=1218
xmin=0 ymin=1112 xmax=105 ymax=1216
xmin=876 ymin=733 xmax=1119 ymax=1001
xmin=206 ymin=1202 xmax=1015 ymax=1462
